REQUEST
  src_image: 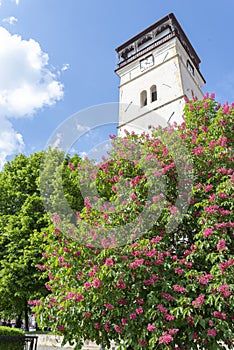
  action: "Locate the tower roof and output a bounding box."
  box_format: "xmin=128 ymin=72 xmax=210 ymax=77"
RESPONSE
xmin=115 ymin=13 xmax=202 ymax=74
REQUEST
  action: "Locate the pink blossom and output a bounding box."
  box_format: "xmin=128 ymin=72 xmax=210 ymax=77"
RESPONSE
xmin=104 ymin=322 xmax=110 ymax=332
xmin=214 ymin=311 xmax=226 ymax=320
xmin=207 ymin=328 xmax=217 ymax=337
xmin=157 ymin=304 xmax=167 ymax=313
xmin=208 ymin=194 xmax=216 ymax=202
xmin=67 ymin=292 xmax=76 ymax=299
xmin=84 ymin=281 xmax=91 ymax=290
xmin=58 ymin=256 xmax=65 ymax=263
xmin=129 ymin=193 xmax=137 ymax=201
xmin=36 ymin=264 xmax=47 ymax=271
xmin=165 ymin=314 xmax=175 ymax=321
xmin=45 ymin=284 xmax=52 ymax=291
xmin=136 ymin=306 xmax=144 ymax=315
xmin=173 ymin=285 xmax=186 ymax=293
xmin=186 ymin=261 xmax=193 ymax=268
xmin=192 ymin=146 xmax=205 ymax=155
xmin=161 ymin=292 xmax=174 ymax=301
xmin=203 ymin=228 xmax=213 ymax=237
xmin=209 ymin=140 xmax=216 ymax=149
xmin=209 ymin=320 xmax=214 ymax=327
xmin=151 ymin=236 xmax=162 ymax=244
xmin=217 ymin=284 xmax=231 ymax=298
xmin=217 ymin=136 xmax=227 ymax=147
xmin=192 ymin=294 xmax=205 ymax=308
xmin=147 ymin=323 xmax=156 ymax=331
xmin=130 ymin=313 xmax=137 ymax=319
xmin=84 ymin=197 xmax=92 ymax=209
xmin=217 ymin=239 xmax=226 ymax=251
xmin=92 ymin=278 xmax=101 ymax=288
xmin=195 ymin=183 xmax=203 ymax=189
xmin=158 ymin=333 xmax=173 ymax=344
xmin=75 ymin=293 xmax=83 ymax=302
xmin=116 ymin=281 xmax=126 ymax=289
xmin=219 ymin=258 xmax=234 ymax=272
xmin=105 ymin=258 xmax=114 ymax=266
xmin=57 ymin=325 xmax=65 ymax=333
xmin=137 ymin=299 xmax=144 ymax=304
xmin=104 ymin=303 xmax=114 ymax=309
xmin=28 ymin=300 xmax=42 ymax=306
xmin=94 ymin=323 xmax=100 ymax=329
xmin=186 ymin=316 xmax=194 ymax=325
xmin=113 ymin=325 xmax=123 ymax=333
xmin=52 ymin=214 xmax=61 ymax=223
xmin=204 ymin=205 xmax=219 ymax=214
xmin=218 ymin=192 xmax=227 ymax=198
xmin=222 ymin=105 xmax=230 ymax=115
xmin=170 ymin=205 xmax=178 ymax=214
xmin=201 ymin=125 xmax=208 ymax=132
xmin=169 ymin=328 xmax=179 ymax=335
xmin=138 ymin=339 xmax=148 ymax=346
xmin=197 ymin=274 xmax=214 ymax=285
xmin=129 ymin=258 xmax=144 ymax=269
xmin=121 ymin=318 xmax=127 ymax=325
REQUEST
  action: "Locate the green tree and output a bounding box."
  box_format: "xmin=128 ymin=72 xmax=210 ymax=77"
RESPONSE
xmin=0 ymin=151 xmax=83 ymax=330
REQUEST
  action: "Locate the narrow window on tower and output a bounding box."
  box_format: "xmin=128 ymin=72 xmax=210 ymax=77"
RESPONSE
xmin=187 ymin=60 xmax=194 ymax=76
xmin=150 ymin=85 xmax=157 ymax=102
xmin=140 ymin=90 xmax=147 ymax=107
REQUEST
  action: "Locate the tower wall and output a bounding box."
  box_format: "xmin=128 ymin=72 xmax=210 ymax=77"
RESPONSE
xmin=115 ymin=13 xmax=206 ymax=135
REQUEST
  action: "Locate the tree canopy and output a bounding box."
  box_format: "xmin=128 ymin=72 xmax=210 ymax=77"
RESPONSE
xmin=34 ymin=95 xmax=233 ymax=349
xmin=0 ymin=150 xmax=83 ymax=329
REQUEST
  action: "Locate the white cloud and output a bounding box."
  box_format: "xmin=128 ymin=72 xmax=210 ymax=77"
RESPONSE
xmin=0 ymin=116 xmax=24 ymax=169
xmin=0 ymin=26 xmax=64 ymax=168
xmin=0 ymin=0 xmax=20 ymax=6
xmin=61 ymin=63 xmax=70 ymax=72
xmin=79 ymin=151 xmax=88 ymax=159
xmin=0 ymin=27 xmax=64 ymax=118
xmin=2 ymin=16 xmax=18 ymax=25
xmin=51 ymin=133 xmax=62 ymax=149
xmin=76 ymin=124 xmax=90 ymax=132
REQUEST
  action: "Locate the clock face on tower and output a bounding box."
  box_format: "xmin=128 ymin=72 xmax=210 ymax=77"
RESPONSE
xmin=140 ymin=55 xmax=154 ymax=71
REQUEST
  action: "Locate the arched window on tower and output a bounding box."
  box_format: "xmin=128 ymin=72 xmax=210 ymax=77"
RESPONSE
xmin=150 ymin=85 xmax=157 ymax=102
xmin=140 ymin=90 xmax=147 ymax=107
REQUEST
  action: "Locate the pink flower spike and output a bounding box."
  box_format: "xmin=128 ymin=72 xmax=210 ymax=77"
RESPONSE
xmin=217 ymin=239 xmax=226 ymax=251
xmin=207 ymin=328 xmax=217 ymax=337
xmin=147 ymin=323 xmax=156 ymax=332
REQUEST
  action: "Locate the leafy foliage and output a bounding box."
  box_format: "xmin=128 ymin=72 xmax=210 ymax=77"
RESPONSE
xmin=35 ymin=95 xmax=233 ymax=349
xmin=0 ymin=151 xmax=83 ymax=328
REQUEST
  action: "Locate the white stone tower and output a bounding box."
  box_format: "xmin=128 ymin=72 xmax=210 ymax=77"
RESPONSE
xmin=115 ymin=13 xmax=206 ymax=134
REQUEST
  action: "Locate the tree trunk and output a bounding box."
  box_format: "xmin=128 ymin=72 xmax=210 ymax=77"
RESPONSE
xmin=15 ymin=312 xmax=22 ymax=328
xmin=24 ymin=300 xmax=29 ymax=332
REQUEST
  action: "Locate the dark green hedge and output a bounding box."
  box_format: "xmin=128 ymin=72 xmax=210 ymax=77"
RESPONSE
xmin=0 ymin=326 xmax=25 ymax=350
xmin=0 ymin=326 xmax=24 ymax=336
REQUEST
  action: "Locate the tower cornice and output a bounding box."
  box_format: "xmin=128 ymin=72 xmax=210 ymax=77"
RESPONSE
xmin=115 ymin=13 xmax=202 ymax=75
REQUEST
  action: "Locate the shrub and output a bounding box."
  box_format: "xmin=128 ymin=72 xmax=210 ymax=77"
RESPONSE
xmin=0 ymin=326 xmax=25 ymax=350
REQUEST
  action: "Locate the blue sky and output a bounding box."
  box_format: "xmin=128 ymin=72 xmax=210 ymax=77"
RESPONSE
xmin=0 ymin=0 xmax=234 ymax=168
